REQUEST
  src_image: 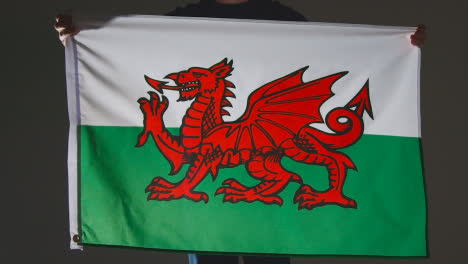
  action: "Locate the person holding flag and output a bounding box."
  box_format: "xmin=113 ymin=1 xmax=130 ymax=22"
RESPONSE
xmin=55 ymin=1 xmax=425 ymax=264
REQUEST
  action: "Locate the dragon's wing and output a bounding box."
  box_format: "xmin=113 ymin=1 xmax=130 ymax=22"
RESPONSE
xmin=204 ymin=67 xmax=348 ymax=152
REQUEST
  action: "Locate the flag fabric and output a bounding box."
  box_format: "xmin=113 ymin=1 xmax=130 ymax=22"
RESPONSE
xmin=65 ymin=15 xmax=426 ymax=257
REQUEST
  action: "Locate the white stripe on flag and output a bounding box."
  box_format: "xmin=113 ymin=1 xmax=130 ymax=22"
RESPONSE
xmin=74 ymin=16 xmax=420 ymax=138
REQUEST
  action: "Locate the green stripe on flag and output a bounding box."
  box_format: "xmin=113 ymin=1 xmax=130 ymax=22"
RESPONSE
xmin=79 ymin=125 xmax=426 ymax=256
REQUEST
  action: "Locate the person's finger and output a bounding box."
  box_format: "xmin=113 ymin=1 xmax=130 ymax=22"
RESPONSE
xmin=56 ymin=28 xmax=65 ymax=36
xmin=417 ymin=24 xmax=426 ymax=32
xmin=55 ymin=14 xmax=74 ymax=35
xmin=56 ymin=14 xmax=72 ymax=24
xmin=55 ymin=19 xmax=71 ymax=29
xmin=59 ymin=26 xmax=77 ymax=36
xmin=59 ymin=34 xmax=68 ymax=45
xmin=410 ymin=38 xmax=423 ymax=48
xmin=411 ymin=34 xmax=424 ymax=40
xmin=56 ymin=12 xmax=75 ymax=46
xmin=54 ymin=23 xmax=66 ymax=32
xmin=409 ymin=24 xmax=426 ymax=47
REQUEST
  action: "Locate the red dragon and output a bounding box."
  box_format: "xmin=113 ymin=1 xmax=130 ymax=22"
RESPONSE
xmin=137 ymin=59 xmax=373 ymax=210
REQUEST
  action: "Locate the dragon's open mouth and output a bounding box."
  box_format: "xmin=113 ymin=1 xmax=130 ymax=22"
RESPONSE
xmin=178 ymin=80 xmax=200 ymax=101
xmin=181 ymin=81 xmax=199 ymax=91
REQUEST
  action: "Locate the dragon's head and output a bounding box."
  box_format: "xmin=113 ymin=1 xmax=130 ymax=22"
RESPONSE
xmin=145 ymin=59 xmax=234 ymax=102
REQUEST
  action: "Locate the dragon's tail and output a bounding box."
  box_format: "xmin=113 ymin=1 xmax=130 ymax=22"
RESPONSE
xmin=300 ymin=80 xmax=373 ymax=150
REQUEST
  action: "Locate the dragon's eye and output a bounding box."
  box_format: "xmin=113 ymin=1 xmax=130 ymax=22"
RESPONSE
xmin=192 ymin=71 xmax=207 ymax=78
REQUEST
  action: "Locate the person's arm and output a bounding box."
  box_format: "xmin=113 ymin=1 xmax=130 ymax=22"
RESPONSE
xmin=54 ymin=14 xmax=80 ymax=45
xmin=410 ymin=24 xmax=426 ymax=47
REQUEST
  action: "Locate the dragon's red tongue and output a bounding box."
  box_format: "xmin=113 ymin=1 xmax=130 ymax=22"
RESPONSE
xmin=144 ymin=75 xmax=181 ymax=93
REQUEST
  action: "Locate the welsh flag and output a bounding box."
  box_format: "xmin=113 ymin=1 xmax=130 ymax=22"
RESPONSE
xmin=65 ymin=15 xmax=426 ymax=256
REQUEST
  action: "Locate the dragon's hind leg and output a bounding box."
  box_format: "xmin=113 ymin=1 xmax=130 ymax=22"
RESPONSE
xmin=216 ymin=148 xmax=302 ymax=206
xmin=281 ymin=131 xmax=357 ymax=210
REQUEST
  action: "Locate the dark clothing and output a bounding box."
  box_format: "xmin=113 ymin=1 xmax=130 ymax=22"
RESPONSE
xmin=197 ymin=255 xmax=290 ymax=264
xmin=243 ymin=256 xmax=291 ymax=264
xmin=168 ymin=1 xmax=305 ymax=263
xmin=196 ymin=255 xmax=237 ymax=264
xmin=167 ymin=0 xmax=307 ymax=22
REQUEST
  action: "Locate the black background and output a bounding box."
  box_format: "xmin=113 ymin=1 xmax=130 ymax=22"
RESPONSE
xmin=5 ymin=0 xmax=468 ymax=263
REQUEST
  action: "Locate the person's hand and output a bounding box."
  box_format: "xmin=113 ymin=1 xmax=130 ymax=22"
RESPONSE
xmin=54 ymin=14 xmax=80 ymax=45
xmin=410 ymin=24 xmax=426 ymax=48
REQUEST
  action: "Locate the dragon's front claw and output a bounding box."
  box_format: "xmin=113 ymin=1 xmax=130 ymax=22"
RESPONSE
xmin=294 ymin=184 xmax=357 ymax=210
xmin=146 ymin=176 xmax=176 ymax=189
xmin=136 ymin=92 xmax=168 ymax=147
xmin=146 ymin=177 xmax=209 ymax=203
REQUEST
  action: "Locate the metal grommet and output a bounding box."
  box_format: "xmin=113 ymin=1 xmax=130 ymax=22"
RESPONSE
xmin=72 ymin=234 xmax=81 ymax=243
